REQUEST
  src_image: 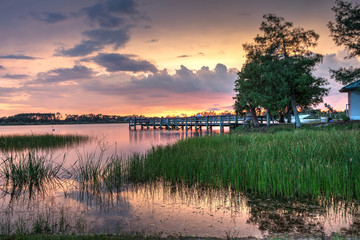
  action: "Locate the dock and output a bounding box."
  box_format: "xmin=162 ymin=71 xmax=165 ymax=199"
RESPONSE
xmin=129 ymin=115 xmax=266 ymax=131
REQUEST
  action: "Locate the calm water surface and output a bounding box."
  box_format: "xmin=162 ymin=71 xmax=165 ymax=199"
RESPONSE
xmin=0 ymin=123 xmax=358 ymax=238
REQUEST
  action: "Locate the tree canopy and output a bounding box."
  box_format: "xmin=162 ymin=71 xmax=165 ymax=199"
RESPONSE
xmin=328 ymin=0 xmax=360 ymax=85
xmin=234 ymin=14 xmax=329 ymax=128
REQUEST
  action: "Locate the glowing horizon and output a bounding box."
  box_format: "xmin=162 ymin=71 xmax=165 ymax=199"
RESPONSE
xmin=0 ymin=0 xmax=358 ymax=117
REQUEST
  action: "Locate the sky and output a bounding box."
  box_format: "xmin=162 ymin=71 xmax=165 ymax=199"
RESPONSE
xmin=0 ymin=0 xmax=359 ymax=117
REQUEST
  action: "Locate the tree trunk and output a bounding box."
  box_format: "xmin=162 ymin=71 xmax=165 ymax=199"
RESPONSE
xmin=287 ymin=103 xmax=292 ymax=123
xmin=266 ymin=109 xmax=271 ymax=127
xmin=291 ymin=91 xmax=301 ymax=128
xmin=279 ymin=114 xmax=285 ymax=123
xmin=250 ymin=107 xmax=260 ymax=127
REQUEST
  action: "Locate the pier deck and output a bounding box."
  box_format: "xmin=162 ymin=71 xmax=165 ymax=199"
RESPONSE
xmin=129 ymin=115 xmax=265 ymax=131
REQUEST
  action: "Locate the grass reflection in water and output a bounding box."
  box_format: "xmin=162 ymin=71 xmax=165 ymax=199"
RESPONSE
xmin=0 ymin=125 xmax=359 ymax=238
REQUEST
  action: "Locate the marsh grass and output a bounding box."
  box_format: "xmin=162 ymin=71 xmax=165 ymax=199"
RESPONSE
xmin=0 ymin=207 xmax=87 ymax=236
xmin=73 ymin=149 xmax=125 ymax=196
xmin=0 ymin=152 xmax=64 ymax=200
xmin=0 ymin=134 xmax=89 ymax=151
xmin=126 ymin=124 xmax=360 ymax=201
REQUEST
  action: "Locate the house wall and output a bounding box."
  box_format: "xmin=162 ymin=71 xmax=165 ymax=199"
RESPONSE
xmin=350 ymin=91 xmax=360 ymax=120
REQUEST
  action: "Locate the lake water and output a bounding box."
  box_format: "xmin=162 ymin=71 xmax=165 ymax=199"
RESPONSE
xmin=0 ymin=123 xmax=358 ymax=238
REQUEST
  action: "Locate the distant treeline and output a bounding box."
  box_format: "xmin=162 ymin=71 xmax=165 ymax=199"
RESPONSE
xmin=0 ymin=113 xmax=141 ymax=125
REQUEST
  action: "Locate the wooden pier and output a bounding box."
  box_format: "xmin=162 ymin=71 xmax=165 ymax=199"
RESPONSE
xmin=129 ymin=115 xmax=265 ymax=132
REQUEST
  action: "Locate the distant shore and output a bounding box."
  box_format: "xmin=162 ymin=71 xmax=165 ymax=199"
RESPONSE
xmin=0 ymin=121 xmax=128 ymax=126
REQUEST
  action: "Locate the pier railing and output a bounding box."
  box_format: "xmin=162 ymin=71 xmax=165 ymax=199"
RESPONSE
xmin=129 ymin=115 xmax=266 ymax=131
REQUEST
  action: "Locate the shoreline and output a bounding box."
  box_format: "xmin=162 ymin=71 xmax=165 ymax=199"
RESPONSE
xmin=0 ymin=121 xmax=128 ymax=126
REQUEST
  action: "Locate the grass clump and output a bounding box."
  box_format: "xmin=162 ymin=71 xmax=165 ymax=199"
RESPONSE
xmin=0 ymin=134 xmax=89 ymax=151
xmin=73 ymin=150 xmax=124 ymax=195
xmin=0 ymin=152 xmax=64 ymax=199
xmin=126 ymin=124 xmax=360 ymax=201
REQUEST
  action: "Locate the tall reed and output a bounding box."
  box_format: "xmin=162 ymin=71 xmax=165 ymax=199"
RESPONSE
xmin=0 ymin=134 xmax=89 ymax=151
xmin=0 ymin=152 xmax=64 ymax=199
xmin=126 ymin=127 xmax=360 ymax=201
xmin=72 ymin=150 xmax=124 ymax=195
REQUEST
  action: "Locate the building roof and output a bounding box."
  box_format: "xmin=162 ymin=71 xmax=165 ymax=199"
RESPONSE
xmin=339 ymin=79 xmax=360 ymax=92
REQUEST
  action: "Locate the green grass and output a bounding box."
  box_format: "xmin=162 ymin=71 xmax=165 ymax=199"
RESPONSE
xmin=72 ymin=150 xmax=124 ymax=195
xmin=126 ymin=122 xmax=360 ymax=201
xmin=0 ymin=152 xmax=64 ymax=200
xmin=0 ymin=134 xmax=89 ymax=151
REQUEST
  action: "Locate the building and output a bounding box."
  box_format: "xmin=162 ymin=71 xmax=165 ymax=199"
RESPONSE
xmin=339 ymin=80 xmax=360 ymax=120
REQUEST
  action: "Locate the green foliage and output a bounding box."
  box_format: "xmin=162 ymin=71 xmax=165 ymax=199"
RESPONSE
xmin=126 ymin=123 xmax=360 ymax=201
xmin=73 ymin=151 xmax=124 ymax=195
xmin=328 ymin=0 xmax=360 ymax=58
xmin=330 ymin=67 xmax=360 ymax=85
xmin=0 ymin=134 xmax=89 ymax=151
xmin=328 ymin=0 xmax=360 ymax=85
xmin=343 ymin=115 xmax=351 ymax=122
xmin=0 ymin=152 xmax=64 ymax=200
xmin=234 ymin=14 xmax=329 ymax=128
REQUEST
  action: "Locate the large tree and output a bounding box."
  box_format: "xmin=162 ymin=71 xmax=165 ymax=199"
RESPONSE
xmin=255 ymin=14 xmax=328 ymax=128
xmin=235 ymin=14 xmax=329 ymax=128
xmin=234 ymin=45 xmax=289 ymax=127
xmin=328 ymin=0 xmax=360 ymax=85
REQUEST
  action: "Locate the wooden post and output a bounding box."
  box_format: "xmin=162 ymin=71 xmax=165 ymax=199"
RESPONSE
xmin=134 ymin=117 xmax=137 ymax=130
xmin=195 ymin=117 xmax=198 ymax=131
xmin=220 ymin=116 xmax=223 ymax=132
xmin=206 ymin=116 xmax=209 ymax=131
xmin=185 ymin=117 xmax=188 ymax=131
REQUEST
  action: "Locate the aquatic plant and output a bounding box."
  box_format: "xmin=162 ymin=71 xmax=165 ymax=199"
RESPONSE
xmin=126 ymin=126 xmax=360 ymax=201
xmin=72 ymin=149 xmax=124 ymax=196
xmin=0 ymin=134 xmax=89 ymax=151
xmin=0 ymin=207 xmax=87 ymax=236
xmin=0 ymin=151 xmax=64 ymax=200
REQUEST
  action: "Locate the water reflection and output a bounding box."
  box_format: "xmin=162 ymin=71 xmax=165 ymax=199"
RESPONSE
xmin=0 ymin=124 xmax=359 ymax=237
xmin=128 ymin=127 xmax=224 ymax=145
xmin=0 ymin=175 xmax=359 ymax=238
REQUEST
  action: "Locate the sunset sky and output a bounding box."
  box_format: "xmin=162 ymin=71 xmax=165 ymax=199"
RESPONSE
xmin=0 ymin=0 xmax=359 ymax=117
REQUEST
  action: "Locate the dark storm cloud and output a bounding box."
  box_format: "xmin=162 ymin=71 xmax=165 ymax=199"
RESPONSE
xmin=0 ymin=55 xmax=39 ymax=60
xmin=36 ymin=65 xmax=94 ymax=83
xmin=31 ymin=12 xmax=69 ymax=24
xmin=56 ymin=40 xmax=103 ymax=57
xmin=133 ymin=64 xmax=237 ymax=93
xmin=83 ymin=29 xmax=130 ymax=48
xmin=92 ymin=53 xmax=158 ymax=73
xmin=2 ymin=74 xmax=29 ymax=79
xmin=80 ymin=63 xmax=236 ymax=97
xmin=128 ymin=63 xmax=237 ymax=93
xmin=81 ymin=0 xmax=138 ymax=28
xmin=57 ymin=0 xmax=142 ymax=57
xmin=56 ymin=29 xmax=131 ymax=57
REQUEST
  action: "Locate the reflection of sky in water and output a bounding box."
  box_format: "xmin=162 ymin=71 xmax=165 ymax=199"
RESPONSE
xmin=1 ymin=180 xmax=358 ymax=238
xmin=0 ymin=124 xmax=358 ymax=237
xmin=0 ymin=123 xmax=225 ymax=168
